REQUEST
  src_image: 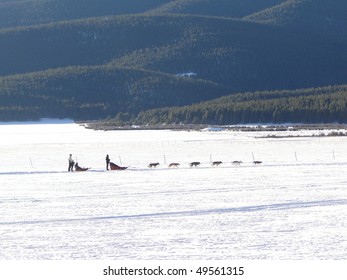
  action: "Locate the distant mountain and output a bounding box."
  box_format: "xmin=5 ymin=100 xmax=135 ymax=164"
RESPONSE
xmin=245 ymin=0 xmax=347 ymax=39
xmin=2 ymin=14 xmax=344 ymax=86
xmin=148 ymin=0 xmax=286 ymax=18
xmin=0 ymin=0 xmax=172 ymax=29
xmin=0 ymin=0 xmax=287 ymax=28
xmin=1 ymin=1 xmax=347 ymax=122
xmin=0 ymin=64 xmax=223 ymax=121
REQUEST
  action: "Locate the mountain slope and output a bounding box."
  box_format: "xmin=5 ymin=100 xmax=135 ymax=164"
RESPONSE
xmin=147 ymin=0 xmax=286 ymax=18
xmin=0 ymin=0 xmax=289 ymax=29
xmin=1 ymin=14 xmax=346 ymax=90
xmin=1 ymin=14 xmax=184 ymax=76
xmin=245 ymin=0 xmax=347 ymax=39
xmin=0 ymin=0 xmax=173 ymax=29
xmin=133 ymin=85 xmax=347 ymax=125
xmin=1 ymin=1 xmax=347 ymax=122
xmin=0 ymin=64 xmax=225 ymax=121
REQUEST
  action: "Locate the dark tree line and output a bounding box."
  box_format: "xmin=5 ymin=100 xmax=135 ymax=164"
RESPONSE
xmin=131 ymin=86 xmax=347 ymax=125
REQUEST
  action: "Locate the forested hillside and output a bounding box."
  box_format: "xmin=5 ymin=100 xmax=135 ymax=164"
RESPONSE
xmin=0 ymin=65 xmax=222 ymax=121
xmin=0 ymin=0 xmax=172 ymax=29
xmin=1 ymin=0 xmax=347 ymax=122
xmin=147 ymin=0 xmax=285 ymax=18
xmin=132 ymin=85 xmax=347 ymax=125
xmin=245 ymin=0 xmax=347 ymax=40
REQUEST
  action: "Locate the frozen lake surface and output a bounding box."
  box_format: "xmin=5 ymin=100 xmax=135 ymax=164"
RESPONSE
xmin=0 ymin=121 xmax=346 ymax=260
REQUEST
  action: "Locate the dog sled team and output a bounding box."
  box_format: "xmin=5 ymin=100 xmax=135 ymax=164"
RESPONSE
xmin=146 ymin=160 xmax=262 ymax=169
xmin=149 ymin=160 xmax=264 ymax=168
xmin=68 ymin=153 xmax=262 ymax=172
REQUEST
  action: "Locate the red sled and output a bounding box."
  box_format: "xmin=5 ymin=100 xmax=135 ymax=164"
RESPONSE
xmin=109 ymin=162 xmax=128 ymax=170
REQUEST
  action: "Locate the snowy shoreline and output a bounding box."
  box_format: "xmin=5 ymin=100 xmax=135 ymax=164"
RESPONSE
xmin=83 ymin=120 xmax=347 ymax=133
xmin=1 ymin=121 xmax=347 ymax=259
xmin=1 ymin=118 xmax=347 ymax=133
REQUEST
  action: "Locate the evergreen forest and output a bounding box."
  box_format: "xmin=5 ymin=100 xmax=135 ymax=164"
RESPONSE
xmin=1 ymin=0 xmax=347 ymax=123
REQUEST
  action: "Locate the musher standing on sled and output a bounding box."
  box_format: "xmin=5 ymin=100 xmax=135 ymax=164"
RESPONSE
xmin=106 ymin=154 xmax=110 ymax=170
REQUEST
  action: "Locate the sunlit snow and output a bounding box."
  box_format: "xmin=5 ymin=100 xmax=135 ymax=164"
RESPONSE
xmin=0 ymin=120 xmax=346 ymax=260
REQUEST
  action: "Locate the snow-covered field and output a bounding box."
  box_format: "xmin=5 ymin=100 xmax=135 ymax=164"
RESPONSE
xmin=0 ymin=120 xmax=346 ymax=260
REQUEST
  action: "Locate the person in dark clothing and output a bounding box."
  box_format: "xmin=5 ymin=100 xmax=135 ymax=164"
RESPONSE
xmin=106 ymin=154 xmax=110 ymax=170
xmin=68 ymin=154 xmax=74 ymax=172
